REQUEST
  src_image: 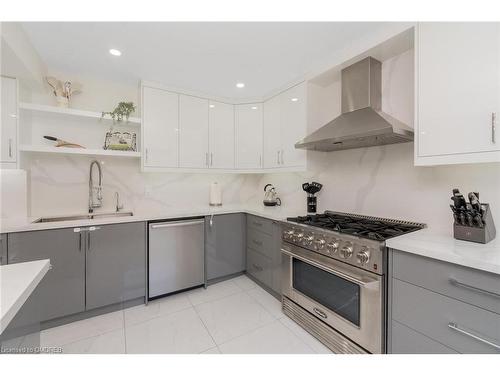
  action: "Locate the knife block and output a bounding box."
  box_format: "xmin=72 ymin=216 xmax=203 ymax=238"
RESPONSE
xmin=453 ymin=204 xmax=496 ymax=244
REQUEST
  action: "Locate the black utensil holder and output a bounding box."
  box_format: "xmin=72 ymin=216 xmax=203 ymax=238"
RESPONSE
xmin=453 ymin=204 xmax=496 ymax=244
xmin=307 ymin=196 xmax=317 ymax=213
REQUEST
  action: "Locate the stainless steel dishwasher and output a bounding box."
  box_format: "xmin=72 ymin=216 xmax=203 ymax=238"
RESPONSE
xmin=148 ymin=218 xmax=205 ymax=299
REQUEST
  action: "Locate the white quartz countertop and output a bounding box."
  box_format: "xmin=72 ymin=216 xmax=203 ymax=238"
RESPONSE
xmin=386 ymin=228 xmax=500 ymax=275
xmin=0 ymin=205 xmax=304 ymax=234
xmin=0 ymin=259 xmax=51 ymax=334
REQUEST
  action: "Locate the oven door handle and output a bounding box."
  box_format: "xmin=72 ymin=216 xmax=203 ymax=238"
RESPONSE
xmin=281 ymin=248 xmax=378 ymax=287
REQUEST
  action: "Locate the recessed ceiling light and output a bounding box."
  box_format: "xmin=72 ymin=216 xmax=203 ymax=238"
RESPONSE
xmin=209 ymin=104 xmax=215 ymax=108
xmin=291 ymin=98 xmax=299 ymax=102
xmin=109 ymin=49 xmax=122 ymax=56
xmin=236 ymin=82 xmax=245 ymax=88
xmin=251 ymin=106 xmax=258 ymax=110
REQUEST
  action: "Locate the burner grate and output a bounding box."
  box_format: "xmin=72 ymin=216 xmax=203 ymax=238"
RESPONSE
xmin=287 ymin=211 xmax=425 ymax=241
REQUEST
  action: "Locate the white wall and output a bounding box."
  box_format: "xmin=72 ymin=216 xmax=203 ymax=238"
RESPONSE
xmin=253 ymin=50 xmax=500 ymax=235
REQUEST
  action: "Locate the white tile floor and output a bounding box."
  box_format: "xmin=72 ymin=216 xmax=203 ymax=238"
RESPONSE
xmin=40 ymin=275 xmax=333 ymax=354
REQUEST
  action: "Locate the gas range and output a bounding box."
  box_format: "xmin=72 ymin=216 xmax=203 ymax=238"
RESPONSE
xmin=282 ymin=211 xmax=425 ymax=275
xmin=280 ymin=211 xmax=425 ymax=353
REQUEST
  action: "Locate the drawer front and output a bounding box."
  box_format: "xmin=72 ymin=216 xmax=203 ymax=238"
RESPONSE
xmin=393 ymin=279 xmax=500 ymax=353
xmin=247 ymin=248 xmax=272 ymax=287
xmin=393 ymin=250 xmax=500 ymax=314
xmin=391 ymin=321 xmax=458 ymax=354
xmin=247 ymin=228 xmax=273 ymax=257
xmin=247 ymin=215 xmax=273 ymax=235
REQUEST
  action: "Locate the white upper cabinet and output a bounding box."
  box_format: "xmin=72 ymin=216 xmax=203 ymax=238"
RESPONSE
xmin=263 ymin=94 xmax=281 ymax=168
xmin=208 ymin=101 xmax=235 ymax=169
xmin=235 ymin=104 xmax=263 ymax=169
xmin=416 ymin=23 xmax=500 ymax=165
xmin=263 ymin=82 xmax=307 ymax=169
xmin=1 ymin=76 xmax=18 ymax=165
xmin=279 ymin=82 xmax=307 ymax=168
xmin=142 ymin=86 xmax=179 ymax=168
xmin=179 ymin=95 xmax=209 ymax=168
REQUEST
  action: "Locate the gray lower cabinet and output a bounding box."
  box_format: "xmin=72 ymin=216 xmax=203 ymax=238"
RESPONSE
xmin=389 ymin=249 xmax=500 ymax=354
xmin=205 ymin=213 xmax=246 ymax=281
xmin=85 ymin=222 xmax=146 ymax=310
xmin=0 ymin=233 xmax=7 ymax=265
xmin=6 ymin=222 xmax=146 ymax=325
xmin=391 ymin=321 xmax=458 ymax=354
xmin=246 ymin=214 xmax=282 ymax=294
xmin=7 ymin=228 xmax=86 ymax=325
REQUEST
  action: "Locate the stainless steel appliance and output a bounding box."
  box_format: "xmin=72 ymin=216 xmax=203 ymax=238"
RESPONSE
xmin=281 ymin=211 xmax=425 ymax=353
xmin=148 ymin=218 xmax=205 ymax=299
xmin=295 ymin=57 xmax=414 ymax=152
xmin=263 ymin=184 xmax=281 ymax=206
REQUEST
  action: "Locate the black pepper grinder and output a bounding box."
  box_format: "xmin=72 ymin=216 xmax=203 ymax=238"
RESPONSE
xmin=302 ymin=182 xmax=323 ymax=213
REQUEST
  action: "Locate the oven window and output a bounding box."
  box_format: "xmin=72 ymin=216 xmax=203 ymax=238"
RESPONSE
xmin=292 ymin=258 xmax=360 ymax=326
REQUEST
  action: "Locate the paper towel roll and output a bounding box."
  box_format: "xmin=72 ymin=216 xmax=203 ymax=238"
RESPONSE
xmin=209 ymin=182 xmax=222 ymax=206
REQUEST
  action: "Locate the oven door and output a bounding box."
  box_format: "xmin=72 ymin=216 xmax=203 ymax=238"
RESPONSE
xmin=281 ymin=242 xmax=384 ymax=353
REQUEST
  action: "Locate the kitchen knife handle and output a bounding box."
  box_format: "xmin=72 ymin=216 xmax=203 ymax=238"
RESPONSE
xmin=44 ymin=135 xmax=58 ymax=141
xmin=492 ymin=112 xmax=496 ymax=144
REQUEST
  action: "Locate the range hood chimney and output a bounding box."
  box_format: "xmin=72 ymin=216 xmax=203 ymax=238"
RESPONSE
xmin=295 ymin=57 xmax=414 ymax=152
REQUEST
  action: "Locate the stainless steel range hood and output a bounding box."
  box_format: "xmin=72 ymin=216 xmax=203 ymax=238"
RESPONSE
xmin=295 ymin=57 xmax=414 ymax=152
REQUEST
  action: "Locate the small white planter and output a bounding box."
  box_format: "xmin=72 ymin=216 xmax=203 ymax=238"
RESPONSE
xmin=56 ymin=96 xmax=69 ymax=108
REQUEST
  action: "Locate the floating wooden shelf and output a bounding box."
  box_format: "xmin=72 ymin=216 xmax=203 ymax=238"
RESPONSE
xmin=19 ymin=102 xmax=141 ymax=125
xmin=19 ymin=145 xmax=141 ymax=158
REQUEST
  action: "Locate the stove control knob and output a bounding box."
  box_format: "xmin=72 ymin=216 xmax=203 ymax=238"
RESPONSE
xmin=326 ymin=241 xmax=339 ymax=253
xmin=340 ymin=245 xmax=353 ymax=259
xmin=304 ymin=235 xmax=314 ymax=246
xmin=284 ymin=230 xmax=294 ymax=240
xmin=356 ymin=249 xmax=370 ymax=264
xmin=294 ymin=233 xmax=304 ymax=243
xmin=314 ymin=238 xmax=325 ymax=250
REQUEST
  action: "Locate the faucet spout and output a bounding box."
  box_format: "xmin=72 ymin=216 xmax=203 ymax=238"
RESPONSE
xmin=89 ymin=160 xmax=103 ymax=213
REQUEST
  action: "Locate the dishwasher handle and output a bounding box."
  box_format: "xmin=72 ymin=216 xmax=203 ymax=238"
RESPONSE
xmin=150 ymin=220 xmax=204 ymax=230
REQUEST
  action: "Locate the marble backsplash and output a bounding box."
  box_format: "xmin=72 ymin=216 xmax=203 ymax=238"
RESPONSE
xmin=25 ymin=153 xmax=262 ymax=218
xmin=20 ymin=142 xmax=500 ymax=236
xmin=252 ymin=143 xmax=500 ymax=235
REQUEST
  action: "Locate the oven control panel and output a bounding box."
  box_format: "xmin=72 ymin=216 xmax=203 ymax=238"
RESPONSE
xmin=282 ymin=223 xmax=384 ymax=274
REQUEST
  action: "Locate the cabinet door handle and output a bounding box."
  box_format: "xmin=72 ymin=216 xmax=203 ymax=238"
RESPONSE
xmin=87 ymin=231 xmax=91 ymax=251
xmin=253 ymin=221 xmax=262 ymax=227
xmin=448 ymin=322 xmax=500 ymax=350
xmin=492 ymin=113 xmax=496 ymax=144
xmin=145 ymin=148 xmax=149 ymax=163
xmin=281 ymin=149 xmax=284 ymax=165
xmin=8 ymin=139 xmax=12 ymax=158
xmin=252 ymin=239 xmax=263 ymax=247
xmin=210 ymin=152 xmax=213 ymax=166
xmin=277 ymin=150 xmax=280 ymax=164
xmin=79 ymin=232 xmax=83 ymax=252
xmin=205 ymin=152 xmax=209 ymax=167
xmin=449 ymin=278 xmax=500 ymax=299
xmin=252 ymin=263 xmax=263 ymax=272
xmin=259 ymin=154 xmax=262 ymax=167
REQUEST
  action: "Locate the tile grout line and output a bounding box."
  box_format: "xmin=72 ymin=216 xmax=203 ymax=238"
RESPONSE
xmin=124 ymin=303 xmax=194 ymax=329
xmin=216 ymin=318 xmax=280 ymax=350
xmin=122 ymin=308 xmax=128 ymax=354
xmin=191 ymin=301 xmax=218 ymax=353
xmin=43 ymin=323 xmax=125 ymax=349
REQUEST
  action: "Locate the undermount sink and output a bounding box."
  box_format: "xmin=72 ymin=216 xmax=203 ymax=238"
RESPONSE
xmin=32 ymin=211 xmax=134 ymax=223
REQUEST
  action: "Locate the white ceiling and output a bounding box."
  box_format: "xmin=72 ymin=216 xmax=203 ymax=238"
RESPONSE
xmin=21 ymin=22 xmax=393 ymax=99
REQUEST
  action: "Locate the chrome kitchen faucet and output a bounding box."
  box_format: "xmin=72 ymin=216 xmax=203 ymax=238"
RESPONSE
xmin=88 ymin=160 xmax=103 ymax=213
